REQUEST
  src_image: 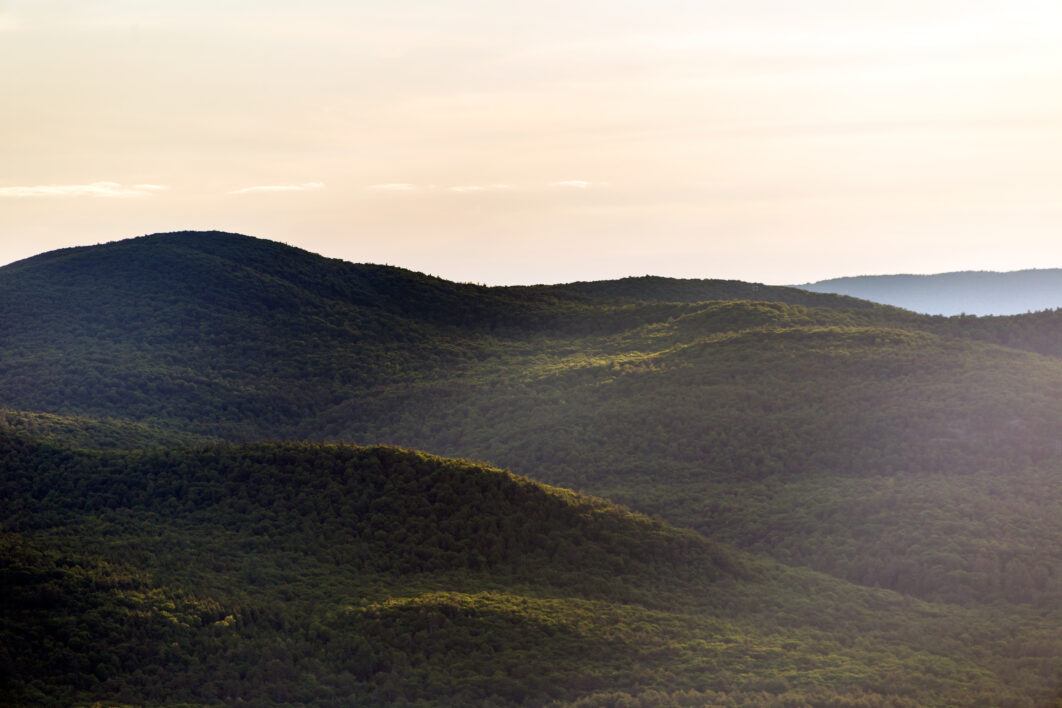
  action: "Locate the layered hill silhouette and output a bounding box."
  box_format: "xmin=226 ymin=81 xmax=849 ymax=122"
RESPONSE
xmin=7 ymin=231 xmax=1062 ymax=704
xmin=0 ymin=231 xmax=883 ymax=439
xmin=799 ymin=269 xmax=1062 ymax=315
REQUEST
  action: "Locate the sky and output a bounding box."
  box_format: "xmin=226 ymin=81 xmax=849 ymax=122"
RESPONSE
xmin=2 ymin=1 xmax=1062 ymax=285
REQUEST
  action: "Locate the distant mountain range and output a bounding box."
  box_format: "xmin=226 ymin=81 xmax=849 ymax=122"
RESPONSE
xmin=798 ymin=269 xmax=1062 ymax=316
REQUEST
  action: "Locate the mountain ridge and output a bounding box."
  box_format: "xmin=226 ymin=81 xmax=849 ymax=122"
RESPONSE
xmin=0 ymin=230 xmax=897 ymax=439
xmin=799 ymin=268 xmax=1062 ymax=315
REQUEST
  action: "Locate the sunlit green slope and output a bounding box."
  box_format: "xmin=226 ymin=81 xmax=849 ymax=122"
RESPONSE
xmin=4 ymin=435 xmax=1061 ymax=706
xmin=333 ymin=313 xmax=1062 ymax=607
xmin=0 ymin=408 xmax=217 ymax=450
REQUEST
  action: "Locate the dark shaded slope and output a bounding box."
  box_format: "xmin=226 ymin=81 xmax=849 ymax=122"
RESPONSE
xmin=0 ymin=535 xmax=235 ymax=706
xmin=941 ymin=307 xmax=1062 ymax=359
xmin=0 ymin=232 xmax=512 ymax=436
xmin=4 ymin=435 xmax=1061 ymax=707
xmin=0 ymin=436 xmax=737 ymax=588
xmin=0 ymin=231 xmax=900 ymax=440
xmin=7 ymin=231 xmax=870 ymax=339
xmin=1 ymin=435 xmax=736 ymax=706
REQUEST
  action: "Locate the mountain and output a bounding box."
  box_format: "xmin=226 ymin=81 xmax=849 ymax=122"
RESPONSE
xmin=511 ymin=274 xmax=879 ymax=309
xmin=798 ymin=269 xmax=1062 ymax=316
xmin=4 ymin=433 xmax=1061 ymax=706
xmin=338 ymin=317 xmax=1062 ymax=606
xmin=8 ymin=231 xmax=1062 ymax=703
xmin=0 ymin=230 xmax=883 ymax=440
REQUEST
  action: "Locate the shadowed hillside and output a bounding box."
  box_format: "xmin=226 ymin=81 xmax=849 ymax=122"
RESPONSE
xmin=0 ymin=231 xmax=888 ymax=440
xmin=4 ymin=434 xmax=1062 ymax=706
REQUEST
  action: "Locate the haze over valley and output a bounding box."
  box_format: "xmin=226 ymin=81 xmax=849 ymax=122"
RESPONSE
xmin=800 ymin=269 xmax=1062 ymax=316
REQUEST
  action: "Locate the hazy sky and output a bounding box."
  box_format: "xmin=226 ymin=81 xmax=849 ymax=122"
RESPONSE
xmin=3 ymin=1 xmax=1061 ymax=284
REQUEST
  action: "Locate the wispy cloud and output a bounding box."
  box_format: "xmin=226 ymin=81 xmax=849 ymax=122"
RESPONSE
xmin=367 ymin=183 xmax=419 ymax=191
xmin=0 ymin=182 xmax=167 ymax=198
xmin=370 ymin=183 xmax=515 ymax=193
xmin=365 ymin=181 xmax=599 ymax=195
xmin=447 ymin=184 xmax=513 ymax=193
xmin=230 ymin=182 xmax=324 ymax=195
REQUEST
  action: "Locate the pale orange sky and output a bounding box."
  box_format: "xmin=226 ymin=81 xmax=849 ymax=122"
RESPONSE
xmin=2 ymin=1 xmax=1061 ymax=284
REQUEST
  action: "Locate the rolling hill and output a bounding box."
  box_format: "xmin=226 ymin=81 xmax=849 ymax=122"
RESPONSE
xmin=4 ymin=433 xmax=1062 ymax=706
xmin=334 ymin=316 xmax=1062 ymax=606
xmin=0 ymin=230 xmax=886 ymax=440
xmin=8 ymin=231 xmax=1062 ymax=704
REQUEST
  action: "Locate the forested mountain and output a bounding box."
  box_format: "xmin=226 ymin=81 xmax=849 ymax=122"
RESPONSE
xmin=799 ymin=269 xmax=1062 ymax=316
xmin=0 ymin=408 xmax=217 ymax=450
xmin=0 ymin=231 xmax=881 ymax=440
xmin=5 ymin=435 xmax=1062 ymax=706
xmin=8 ymin=231 xmax=1062 ymax=704
xmin=512 ymin=275 xmax=878 ymax=309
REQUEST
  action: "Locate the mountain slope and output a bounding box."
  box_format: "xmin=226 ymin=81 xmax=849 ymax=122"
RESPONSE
xmin=10 ymin=232 xmax=1062 ymax=703
xmin=0 ymin=232 xmax=503 ymax=438
xmin=799 ymin=269 xmax=1062 ymax=316
xmin=0 ymin=231 xmax=886 ymax=440
xmin=0 ymin=408 xmax=217 ymax=450
xmin=512 ymin=274 xmax=880 ymax=309
xmin=4 ymin=435 xmax=1061 ymax=706
xmin=9 ymin=233 xmax=1062 ymax=609
xmin=328 ymin=315 xmax=1062 ymax=606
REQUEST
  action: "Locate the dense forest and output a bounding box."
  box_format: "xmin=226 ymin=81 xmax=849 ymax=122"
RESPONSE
xmin=5 ymin=434 xmax=1062 ymax=706
xmin=6 ymin=231 xmax=1062 ymax=704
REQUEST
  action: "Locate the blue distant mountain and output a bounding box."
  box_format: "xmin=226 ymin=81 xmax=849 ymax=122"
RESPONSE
xmin=797 ymin=269 xmax=1062 ymax=316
